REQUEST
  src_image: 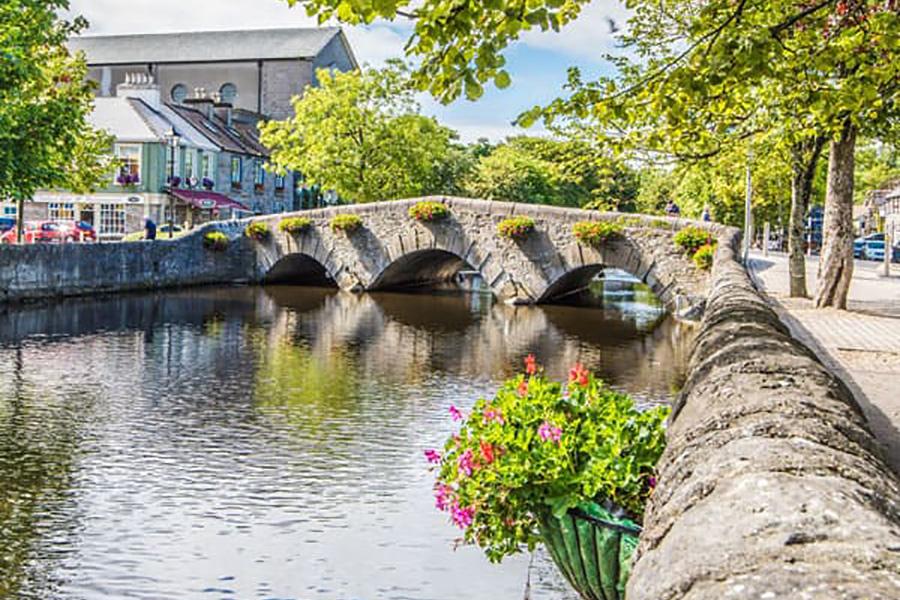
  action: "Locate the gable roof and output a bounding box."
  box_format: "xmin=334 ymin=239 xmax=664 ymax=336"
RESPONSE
xmin=167 ymin=103 xmax=267 ymax=158
xmin=89 ymin=97 xmax=160 ymax=143
xmin=69 ymin=27 xmax=346 ymax=66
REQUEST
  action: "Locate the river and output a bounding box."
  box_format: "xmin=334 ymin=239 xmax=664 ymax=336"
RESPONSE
xmin=0 ymin=278 xmax=692 ymax=599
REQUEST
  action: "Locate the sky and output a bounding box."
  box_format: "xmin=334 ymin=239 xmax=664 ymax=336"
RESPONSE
xmin=65 ymin=0 xmax=626 ymax=142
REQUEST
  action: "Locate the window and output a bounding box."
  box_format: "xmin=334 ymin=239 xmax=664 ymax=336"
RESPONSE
xmin=254 ymin=160 xmax=265 ymax=193
xmin=99 ymin=204 xmax=126 ymax=235
xmin=165 ymin=146 xmax=181 ymax=179
xmin=231 ymin=156 xmax=243 ymax=189
xmin=220 ymin=83 xmax=238 ymax=104
xmin=49 ymin=203 xmax=75 ymax=221
xmin=114 ymin=144 xmax=141 ymax=186
xmin=171 ymin=84 xmax=188 ymax=103
xmin=3 ymin=205 xmax=16 ymax=216
xmin=184 ymin=149 xmax=198 ymax=184
xmin=274 ymin=174 xmax=285 ymax=192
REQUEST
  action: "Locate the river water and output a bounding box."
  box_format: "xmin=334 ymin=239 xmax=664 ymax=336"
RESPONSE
xmin=0 ymin=279 xmax=692 ymax=600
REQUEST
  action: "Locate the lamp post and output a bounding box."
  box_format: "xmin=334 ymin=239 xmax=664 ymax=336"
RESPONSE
xmin=165 ymin=128 xmax=181 ymax=239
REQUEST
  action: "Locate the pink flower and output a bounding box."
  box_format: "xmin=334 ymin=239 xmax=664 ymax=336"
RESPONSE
xmin=458 ymin=449 xmax=475 ymax=477
xmin=568 ymin=363 xmax=589 ymax=387
xmin=434 ymin=484 xmax=454 ymax=511
xmin=538 ymin=421 xmax=563 ymax=443
xmin=450 ymin=501 xmax=475 ymax=529
xmin=524 ymin=354 xmax=538 ymax=376
xmin=648 ymin=476 xmax=658 ymax=489
xmin=482 ymin=408 xmax=504 ymax=425
xmin=424 ymin=449 xmax=441 ymax=464
xmin=449 ymin=405 xmax=463 ymax=421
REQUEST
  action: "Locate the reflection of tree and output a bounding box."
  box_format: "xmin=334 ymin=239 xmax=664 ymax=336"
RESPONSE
xmin=0 ymin=348 xmax=91 ymax=598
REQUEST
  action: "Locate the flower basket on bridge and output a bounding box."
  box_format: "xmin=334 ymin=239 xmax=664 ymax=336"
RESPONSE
xmin=203 ymin=231 xmax=229 ymax=252
xmin=330 ymin=214 xmax=363 ymax=234
xmin=279 ymin=217 xmax=313 ymax=235
xmin=497 ymin=216 xmax=536 ymax=241
xmin=244 ymin=222 xmax=271 ymax=242
xmin=426 ymin=357 xmax=667 ymax=600
xmin=572 ymin=221 xmax=624 ymax=248
xmin=409 ymin=200 xmax=450 ymax=222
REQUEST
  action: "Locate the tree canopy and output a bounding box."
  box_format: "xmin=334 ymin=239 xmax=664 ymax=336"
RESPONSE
xmin=0 ymin=0 xmax=111 ymax=204
xmin=260 ymin=63 xmax=461 ymax=202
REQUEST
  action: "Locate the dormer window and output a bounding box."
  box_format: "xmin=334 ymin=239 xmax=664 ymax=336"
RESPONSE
xmin=220 ymin=83 xmax=237 ymax=104
xmin=171 ymin=84 xmax=188 ymax=103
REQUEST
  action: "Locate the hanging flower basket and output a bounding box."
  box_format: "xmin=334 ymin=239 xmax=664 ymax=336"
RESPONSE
xmin=538 ymin=502 xmax=641 ymax=600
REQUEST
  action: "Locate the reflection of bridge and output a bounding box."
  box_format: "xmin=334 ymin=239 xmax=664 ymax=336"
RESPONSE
xmin=249 ymin=198 xmax=723 ymax=310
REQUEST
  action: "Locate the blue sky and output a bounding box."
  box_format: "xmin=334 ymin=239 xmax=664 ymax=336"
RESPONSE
xmin=66 ymin=0 xmax=626 ymax=142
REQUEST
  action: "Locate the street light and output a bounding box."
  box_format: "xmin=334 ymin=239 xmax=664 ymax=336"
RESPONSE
xmin=165 ymin=128 xmax=181 ymax=239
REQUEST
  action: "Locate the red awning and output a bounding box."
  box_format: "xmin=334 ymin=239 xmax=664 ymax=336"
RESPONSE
xmin=169 ymin=189 xmax=249 ymax=212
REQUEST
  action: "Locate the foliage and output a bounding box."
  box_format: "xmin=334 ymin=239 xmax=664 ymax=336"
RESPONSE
xmin=244 ymin=222 xmax=270 ymax=242
xmin=674 ymin=226 xmax=714 ymax=256
xmin=261 ymin=63 xmax=460 ymax=203
xmin=855 ymin=141 xmax=900 ymax=205
xmin=693 ymin=244 xmax=716 ymax=271
xmin=279 ymin=217 xmax=313 ymax=234
xmin=0 ymin=0 xmax=113 ymax=203
xmin=427 ymin=357 xmax=669 ymax=563
xmin=497 ymin=216 xmax=536 ymax=241
xmin=330 ymin=214 xmax=363 ymax=233
xmin=408 ymin=200 xmax=450 ymax=222
xmin=572 ymin=221 xmax=623 ymax=248
xmin=463 ymin=137 xmax=638 ymax=210
xmin=203 ymin=231 xmax=229 ymax=252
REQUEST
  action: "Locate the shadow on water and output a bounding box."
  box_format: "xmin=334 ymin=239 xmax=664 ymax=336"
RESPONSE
xmin=0 ymin=277 xmax=693 ymax=600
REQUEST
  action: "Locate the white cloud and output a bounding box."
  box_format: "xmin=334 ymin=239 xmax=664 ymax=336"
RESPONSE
xmin=517 ymin=0 xmax=630 ymax=61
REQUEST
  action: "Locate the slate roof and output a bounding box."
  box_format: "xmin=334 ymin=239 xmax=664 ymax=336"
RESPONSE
xmin=167 ymin=103 xmax=267 ymax=158
xmin=89 ymin=98 xmax=159 ymax=143
xmin=69 ymin=27 xmax=344 ymax=65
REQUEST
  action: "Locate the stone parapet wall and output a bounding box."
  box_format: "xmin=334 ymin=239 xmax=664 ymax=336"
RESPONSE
xmin=628 ymin=232 xmax=900 ymax=599
xmin=0 ymin=222 xmax=253 ymax=304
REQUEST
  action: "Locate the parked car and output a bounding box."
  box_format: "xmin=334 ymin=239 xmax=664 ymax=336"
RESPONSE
xmin=862 ymin=240 xmax=887 ymax=261
xmin=854 ymin=233 xmax=885 ymax=258
xmin=58 ymin=220 xmax=97 ymax=242
xmin=158 ymin=224 xmax=184 ymax=234
xmin=0 ymin=222 xmax=38 ymax=244
xmin=0 ymin=217 xmax=15 ymax=233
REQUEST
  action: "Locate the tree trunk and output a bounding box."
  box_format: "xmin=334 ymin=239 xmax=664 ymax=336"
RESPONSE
xmin=814 ymin=121 xmax=856 ymax=309
xmin=788 ymin=137 xmax=825 ymax=298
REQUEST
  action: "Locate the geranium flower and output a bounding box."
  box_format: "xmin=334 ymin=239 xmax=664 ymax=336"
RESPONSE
xmin=517 ymin=379 xmax=529 ymax=397
xmin=449 ymin=405 xmax=463 ymax=421
xmin=568 ymin=363 xmax=589 ymax=387
xmin=458 ymin=449 xmax=475 ymax=476
xmin=524 ymin=354 xmax=538 ymax=375
xmin=483 ymin=408 xmax=504 ymax=425
xmin=434 ymin=484 xmax=453 ymax=511
xmin=479 ymin=440 xmax=495 ymax=465
xmin=451 ymin=502 xmax=475 ymax=529
xmin=538 ymin=421 xmax=563 ymax=443
xmin=424 ymin=449 xmax=441 ymax=464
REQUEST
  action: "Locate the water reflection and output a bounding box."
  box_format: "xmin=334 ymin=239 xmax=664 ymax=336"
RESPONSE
xmin=0 ymin=283 xmax=692 ymax=599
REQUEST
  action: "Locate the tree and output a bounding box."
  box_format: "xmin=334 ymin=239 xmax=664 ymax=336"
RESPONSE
xmin=1 ymin=0 xmax=112 ymax=241
xmin=464 ymin=143 xmax=559 ymax=205
xmin=260 ymin=63 xmax=460 ymax=202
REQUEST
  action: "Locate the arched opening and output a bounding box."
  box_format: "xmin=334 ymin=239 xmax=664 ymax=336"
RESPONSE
xmin=264 ymin=254 xmax=336 ymax=287
xmin=538 ymin=265 xmax=606 ymax=303
xmin=539 ymin=265 xmax=665 ymax=313
xmin=368 ymin=249 xmax=479 ymax=293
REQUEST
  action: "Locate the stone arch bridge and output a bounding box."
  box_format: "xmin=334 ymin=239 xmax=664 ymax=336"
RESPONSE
xmin=244 ymin=197 xmax=721 ymax=310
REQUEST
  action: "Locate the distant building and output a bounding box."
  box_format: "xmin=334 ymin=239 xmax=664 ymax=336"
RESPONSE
xmin=1 ymin=28 xmax=357 ymax=237
xmin=69 ymin=27 xmax=357 ymax=121
xmin=864 ymin=180 xmax=900 ymax=240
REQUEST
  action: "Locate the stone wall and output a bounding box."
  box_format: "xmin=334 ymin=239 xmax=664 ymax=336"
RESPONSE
xmin=0 ymin=222 xmax=253 ymax=304
xmin=627 ymin=232 xmax=900 ymax=599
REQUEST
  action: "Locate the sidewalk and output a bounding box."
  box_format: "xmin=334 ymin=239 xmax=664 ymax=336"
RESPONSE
xmin=748 ymin=251 xmax=900 ymax=475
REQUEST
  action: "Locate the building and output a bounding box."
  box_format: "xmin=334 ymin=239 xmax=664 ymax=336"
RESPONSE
xmin=864 ymin=181 xmax=900 ymax=240
xmin=22 ymin=74 xmax=296 ymax=239
xmin=69 ymin=27 xmax=357 ymax=121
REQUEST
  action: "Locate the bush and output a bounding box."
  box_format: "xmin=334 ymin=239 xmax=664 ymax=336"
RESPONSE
xmin=409 ymin=200 xmax=450 ymax=222
xmin=279 ymin=217 xmax=313 ymax=234
xmin=497 ymin=216 xmax=536 ymax=240
xmin=244 ymin=221 xmax=270 ymax=242
xmin=330 ymin=213 xmax=363 ymax=233
xmin=427 ymin=357 xmax=669 ymax=563
xmin=673 ymin=226 xmax=713 ymax=255
xmin=572 ymin=221 xmax=623 ymax=247
xmin=203 ymin=231 xmax=229 ymax=252
xmin=693 ymin=243 xmax=716 ymax=270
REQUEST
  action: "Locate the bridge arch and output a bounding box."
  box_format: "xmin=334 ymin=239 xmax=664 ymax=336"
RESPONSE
xmin=368 ymin=248 xmax=474 ymax=291
xmin=263 ymin=253 xmax=337 ymax=287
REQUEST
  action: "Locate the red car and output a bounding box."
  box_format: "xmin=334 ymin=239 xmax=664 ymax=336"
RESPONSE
xmin=1 ymin=221 xmax=75 ymax=244
xmin=1 ymin=222 xmax=39 ymax=244
xmin=58 ymin=220 xmax=97 ymax=242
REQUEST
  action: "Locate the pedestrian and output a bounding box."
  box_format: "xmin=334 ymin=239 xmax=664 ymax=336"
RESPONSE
xmin=702 ymin=206 xmax=712 ymax=222
xmin=665 ymin=200 xmax=681 ymax=216
xmin=144 ymin=217 xmax=157 ymax=241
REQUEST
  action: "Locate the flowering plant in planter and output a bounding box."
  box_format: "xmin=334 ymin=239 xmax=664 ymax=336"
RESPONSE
xmin=203 ymin=231 xmax=229 ymax=251
xmin=427 ymin=357 xmax=669 ymax=569
xmin=693 ymin=243 xmax=716 ymax=270
xmin=202 ymin=177 xmax=215 ymax=190
xmin=497 ymin=216 xmax=536 ymax=241
xmin=674 ymin=226 xmax=718 ymax=270
xmin=167 ymin=175 xmax=182 ymax=188
xmin=116 ymin=173 xmax=140 ymax=187
xmin=572 ymin=221 xmax=623 ymax=248
xmin=244 ymin=221 xmax=270 ymax=241
xmin=279 ymin=217 xmax=313 ymax=234
xmin=409 ymin=200 xmax=450 ymax=222
xmin=330 ymin=214 xmax=363 ymax=233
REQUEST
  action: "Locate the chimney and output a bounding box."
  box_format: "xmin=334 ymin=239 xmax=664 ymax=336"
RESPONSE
xmin=183 ymin=88 xmax=215 ymax=119
xmin=213 ymin=96 xmax=234 ymax=128
xmin=116 ymin=72 xmax=161 ymax=109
